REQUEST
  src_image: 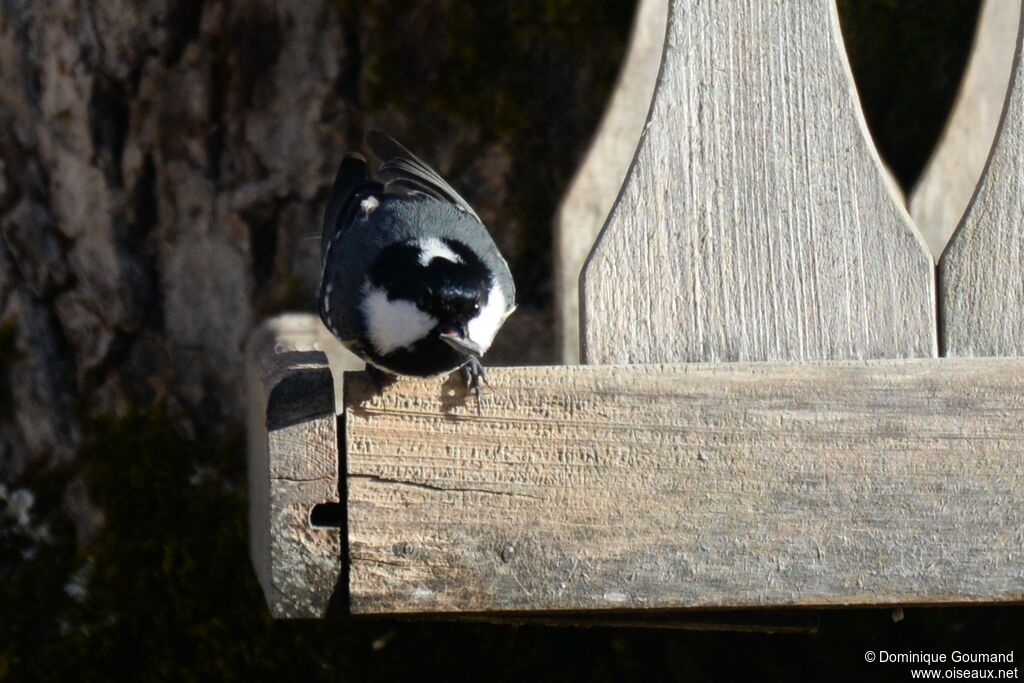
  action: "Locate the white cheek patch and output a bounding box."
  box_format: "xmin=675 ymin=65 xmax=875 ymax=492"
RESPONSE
xmin=417 ymin=238 xmax=463 ymax=267
xmin=466 ymin=281 xmax=509 ymax=354
xmin=361 ymin=283 xmax=437 ymax=355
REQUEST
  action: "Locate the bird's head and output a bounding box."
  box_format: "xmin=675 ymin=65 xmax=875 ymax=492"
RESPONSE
xmin=361 ymin=237 xmax=509 ymax=359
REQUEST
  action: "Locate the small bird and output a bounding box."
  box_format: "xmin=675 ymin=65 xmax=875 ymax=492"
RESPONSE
xmin=318 ymin=132 xmax=516 ymax=398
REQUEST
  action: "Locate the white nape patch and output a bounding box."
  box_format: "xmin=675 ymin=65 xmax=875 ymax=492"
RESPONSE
xmin=360 ymin=195 xmax=380 ymax=215
xmin=360 ymin=195 xmax=380 ymax=214
xmin=417 ymin=237 xmax=463 ymax=267
xmin=361 ymin=282 xmax=437 ymax=355
xmin=466 ymin=281 xmax=508 ymax=353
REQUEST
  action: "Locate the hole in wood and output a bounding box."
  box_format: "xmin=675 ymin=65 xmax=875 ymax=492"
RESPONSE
xmin=309 ymin=502 xmax=343 ymax=528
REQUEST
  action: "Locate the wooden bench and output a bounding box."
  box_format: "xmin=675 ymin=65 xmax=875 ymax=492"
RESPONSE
xmin=246 ymin=0 xmax=1024 ymax=624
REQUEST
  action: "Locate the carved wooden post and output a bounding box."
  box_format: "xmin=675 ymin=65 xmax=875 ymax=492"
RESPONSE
xmin=910 ymin=0 xmax=1022 ymax=259
xmin=246 ymin=315 xmax=361 ymax=617
xmin=582 ymin=0 xmax=935 ymax=365
xmin=940 ymin=6 xmax=1024 ymax=356
xmin=246 ymin=316 xmax=340 ymax=617
xmin=554 ymin=0 xmax=668 ymax=364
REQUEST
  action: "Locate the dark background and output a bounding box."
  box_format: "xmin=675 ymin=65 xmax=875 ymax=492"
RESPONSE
xmin=1 ymin=1 xmax=1021 ymax=680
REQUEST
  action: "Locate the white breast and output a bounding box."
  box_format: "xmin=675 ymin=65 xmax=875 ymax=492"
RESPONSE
xmin=361 ymin=282 xmax=437 ymax=355
xmin=466 ymin=281 xmax=510 ymax=353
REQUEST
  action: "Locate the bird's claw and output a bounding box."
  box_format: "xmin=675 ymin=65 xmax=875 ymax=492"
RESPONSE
xmin=365 ymin=364 xmax=393 ymax=394
xmin=461 ymin=357 xmax=489 ymax=414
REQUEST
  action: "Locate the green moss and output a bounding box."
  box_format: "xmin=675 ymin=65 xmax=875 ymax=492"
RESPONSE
xmin=0 ymin=409 xmax=327 ymax=681
xmin=0 ymin=457 xmax=79 ymax=681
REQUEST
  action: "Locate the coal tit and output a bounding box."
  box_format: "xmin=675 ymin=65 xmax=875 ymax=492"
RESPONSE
xmin=318 ymin=132 xmax=516 ymax=396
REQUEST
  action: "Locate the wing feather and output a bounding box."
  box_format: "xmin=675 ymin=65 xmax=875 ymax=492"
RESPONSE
xmin=367 ymin=130 xmax=482 ymax=222
xmin=321 ymin=152 xmax=382 ymax=260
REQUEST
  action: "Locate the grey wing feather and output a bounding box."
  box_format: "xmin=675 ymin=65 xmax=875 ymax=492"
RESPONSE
xmin=367 ymin=130 xmax=482 ymax=222
xmin=322 ymin=152 xmax=382 ymax=261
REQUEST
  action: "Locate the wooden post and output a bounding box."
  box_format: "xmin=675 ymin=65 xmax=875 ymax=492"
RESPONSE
xmin=940 ymin=6 xmax=1024 ymax=356
xmin=910 ymin=0 xmax=1022 ymax=259
xmin=581 ymin=0 xmax=935 ymax=365
xmin=554 ymin=0 xmax=668 ymax=364
xmin=246 ymin=315 xmax=348 ymax=618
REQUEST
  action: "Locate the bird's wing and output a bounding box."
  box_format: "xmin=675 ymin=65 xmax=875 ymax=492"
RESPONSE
xmin=367 ymin=130 xmax=482 ymax=222
xmin=322 ymin=152 xmax=383 ymax=261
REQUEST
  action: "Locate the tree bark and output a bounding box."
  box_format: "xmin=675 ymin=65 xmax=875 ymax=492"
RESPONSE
xmin=0 ymin=0 xmax=634 ymax=542
xmin=1 ymin=0 xmax=353 ymax=474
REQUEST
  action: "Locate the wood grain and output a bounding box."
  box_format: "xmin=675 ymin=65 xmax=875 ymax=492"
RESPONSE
xmin=246 ymin=315 xmax=343 ymax=618
xmin=345 ymin=359 xmax=1024 ymax=614
xmin=910 ymin=0 xmax=1022 ymax=260
xmin=580 ymin=0 xmax=935 ymax=365
xmin=554 ymin=0 xmax=668 ymax=364
xmin=939 ymin=8 xmax=1024 ymax=356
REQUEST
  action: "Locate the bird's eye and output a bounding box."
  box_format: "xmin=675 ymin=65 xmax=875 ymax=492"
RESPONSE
xmin=472 ymin=302 xmax=481 ymax=313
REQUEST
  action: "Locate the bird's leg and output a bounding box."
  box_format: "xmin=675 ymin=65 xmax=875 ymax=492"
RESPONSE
xmin=460 ymin=357 xmax=490 ymax=414
xmin=365 ymin=364 xmax=393 ymax=394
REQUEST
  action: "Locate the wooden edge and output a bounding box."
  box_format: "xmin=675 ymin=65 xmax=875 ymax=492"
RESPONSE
xmin=344 ymin=358 xmax=1024 ymax=615
xmin=364 ymin=608 xmax=820 ymax=634
xmin=910 ymin=0 xmax=1022 ymax=260
xmin=937 ymin=6 xmax=1024 ymax=357
xmin=245 ymin=315 xmax=344 ymax=618
xmin=553 ymin=0 xmax=668 ymax=364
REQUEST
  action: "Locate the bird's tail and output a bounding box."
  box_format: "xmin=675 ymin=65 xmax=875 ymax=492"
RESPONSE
xmin=321 ymin=153 xmax=380 ymax=262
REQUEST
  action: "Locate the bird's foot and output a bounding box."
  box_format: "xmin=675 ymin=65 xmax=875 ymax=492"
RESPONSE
xmin=365 ymin=364 xmax=395 ymax=394
xmin=461 ymin=357 xmax=490 ymax=414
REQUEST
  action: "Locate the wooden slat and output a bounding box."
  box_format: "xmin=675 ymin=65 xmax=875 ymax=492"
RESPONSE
xmin=910 ymin=0 xmax=1022 ymax=260
xmin=345 ymin=359 xmax=1024 ymax=614
xmin=580 ymin=0 xmax=935 ymax=365
xmin=554 ymin=0 xmax=668 ymax=364
xmin=939 ymin=8 xmax=1024 ymax=356
xmin=245 ymin=315 xmax=343 ymax=618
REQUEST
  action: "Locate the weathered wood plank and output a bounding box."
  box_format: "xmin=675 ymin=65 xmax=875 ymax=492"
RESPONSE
xmin=910 ymin=0 xmax=1021 ymax=260
xmin=554 ymin=0 xmax=668 ymax=364
xmin=245 ymin=315 xmax=343 ymax=618
xmin=580 ymin=0 xmax=935 ymax=365
xmin=939 ymin=8 xmax=1024 ymax=356
xmin=345 ymin=359 xmax=1024 ymax=614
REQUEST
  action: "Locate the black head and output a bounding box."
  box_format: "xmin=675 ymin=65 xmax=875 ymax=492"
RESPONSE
xmin=367 ymin=238 xmax=492 ymax=334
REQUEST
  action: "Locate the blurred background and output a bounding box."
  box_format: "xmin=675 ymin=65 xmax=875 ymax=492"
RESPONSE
xmin=1 ymin=0 xmax=1020 ymax=680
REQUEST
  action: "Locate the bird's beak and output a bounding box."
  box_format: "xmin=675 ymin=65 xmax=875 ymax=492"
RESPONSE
xmin=439 ymin=327 xmax=483 ymax=358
